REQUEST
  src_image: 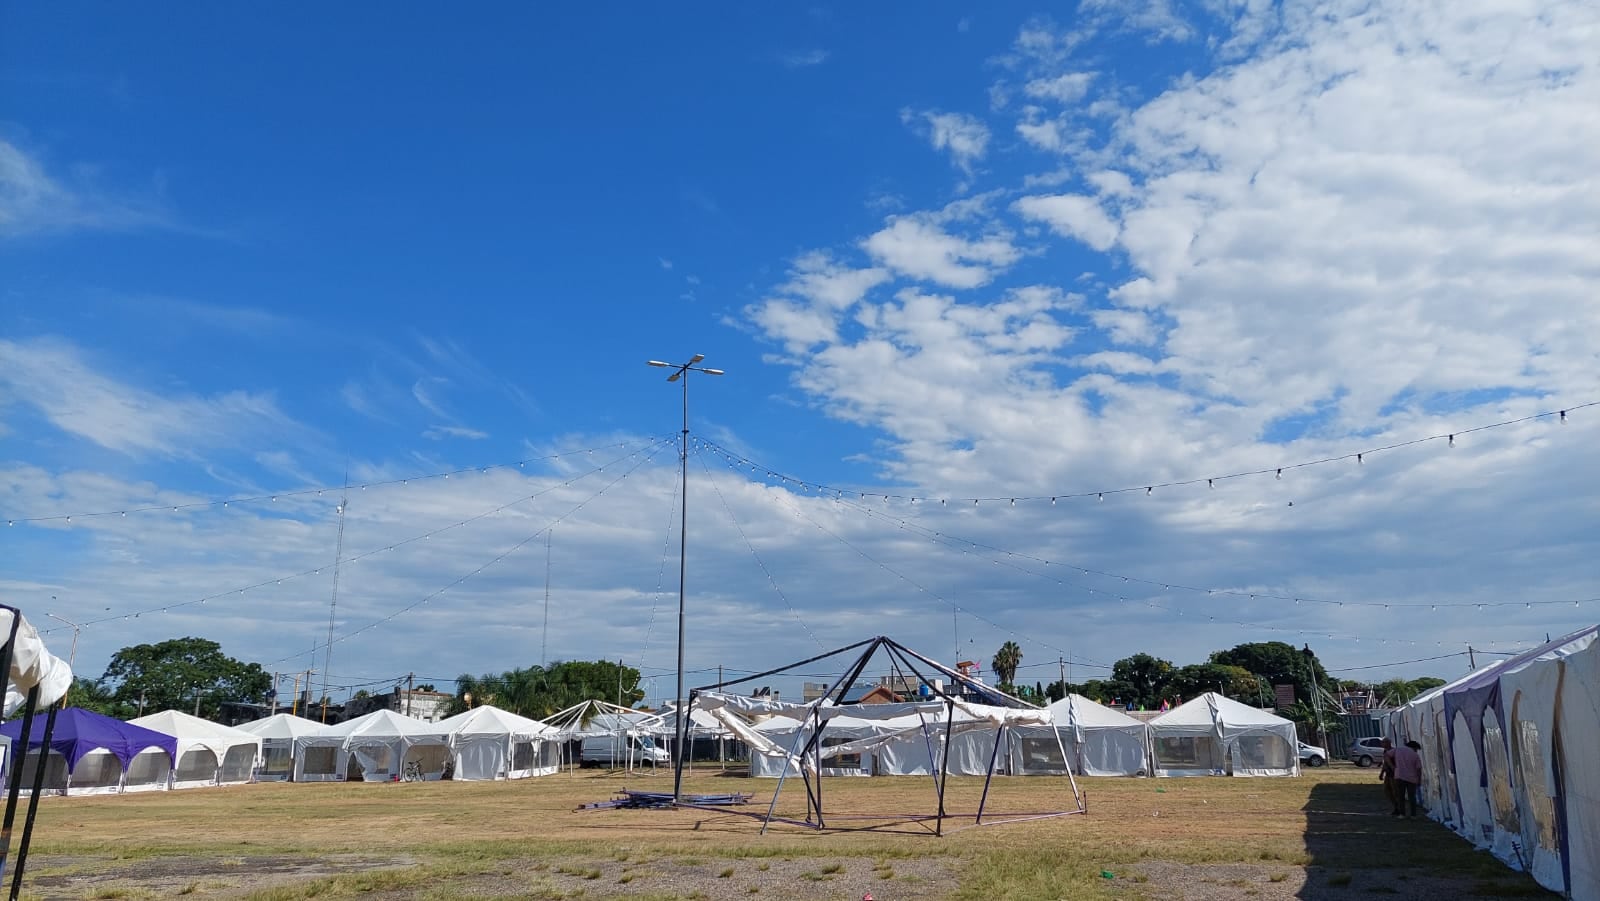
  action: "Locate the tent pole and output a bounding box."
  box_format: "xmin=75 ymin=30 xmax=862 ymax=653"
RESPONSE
xmin=0 ymin=686 xmax=40 ymax=876
xmin=975 ymin=724 xmax=1005 ymax=825
xmin=11 ymin=701 xmax=61 ymax=897
xmin=937 ymin=697 xmax=956 ymax=837
xmin=762 ymin=709 xmax=818 ymax=834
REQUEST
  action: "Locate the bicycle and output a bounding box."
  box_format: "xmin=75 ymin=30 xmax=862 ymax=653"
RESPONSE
xmin=401 ymin=761 xmax=425 ymax=782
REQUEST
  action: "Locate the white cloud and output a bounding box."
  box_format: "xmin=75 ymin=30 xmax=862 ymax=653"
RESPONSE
xmin=780 ymin=49 xmax=830 ymax=68
xmin=1091 ymin=309 xmax=1159 ymax=345
xmin=0 ymin=140 xmax=169 ymax=238
xmin=1024 ymin=71 xmax=1096 ymax=104
xmin=0 ymin=337 xmax=309 ymax=458
xmin=782 ymin=252 xmax=890 ymax=311
xmin=862 ymin=215 xmax=1019 ymax=289
xmin=658 ymin=257 xmax=673 ymax=270
xmin=901 ymin=109 xmax=991 ymax=175
xmin=1013 ymin=193 xmax=1120 ymax=251
xmin=423 ymin=425 xmax=490 ymax=441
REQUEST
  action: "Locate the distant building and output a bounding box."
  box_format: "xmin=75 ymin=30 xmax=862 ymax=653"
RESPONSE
xmin=344 ymin=687 xmax=453 ymax=723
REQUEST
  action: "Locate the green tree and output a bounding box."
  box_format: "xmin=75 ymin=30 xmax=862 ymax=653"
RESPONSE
xmin=1208 ymin=641 xmax=1330 ymax=706
xmin=446 ymin=660 xmax=644 ymax=719
xmin=1165 ymin=663 xmax=1263 ymax=703
xmin=99 ymin=637 xmax=271 ymax=720
xmin=1105 ymin=653 xmax=1175 ymax=709
xmin=991 ymin=641 xmax=1023 ymax=688
xmin=65 ymin=676 xmax=119 ymax=716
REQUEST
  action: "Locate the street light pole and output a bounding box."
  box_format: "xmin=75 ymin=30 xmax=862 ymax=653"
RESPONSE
xmin=647 ymin=354 xmax=724 ymax=803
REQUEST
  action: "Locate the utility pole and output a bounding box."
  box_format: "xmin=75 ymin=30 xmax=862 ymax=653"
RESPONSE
xmin=272 ymin=672 xmax=280 ymax=715
xmin=1058 ymin=657 xmax=1065 ymax=698
xmin=1302 ymin=644 xmax=1327 ymax=753
xmin=406 ymin=672 xmax=415 ymax=717
xmin=321 ymin=483 xmax=348 ymax=722
xmin=193 ymin=685 xmax=203 ymax=717
xmin=1467 ymin=645 xmax=1477 ymax=670
xmin=647 ymin=353 xmax=725 ymax=803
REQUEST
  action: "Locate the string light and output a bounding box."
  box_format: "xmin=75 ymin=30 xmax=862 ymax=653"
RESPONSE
xmin=822 ymin=492 xmax=1600 ymax=612
xmin=691 ymin=401 xmax=1593 ymax=508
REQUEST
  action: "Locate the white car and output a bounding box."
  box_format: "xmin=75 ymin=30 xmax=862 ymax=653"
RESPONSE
xmin=1298 ymin=741 xmax=1328 ymax=767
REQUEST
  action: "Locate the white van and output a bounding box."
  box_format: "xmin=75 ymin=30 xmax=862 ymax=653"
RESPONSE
xmin=579 ymin=732 xmax=670 ymax=767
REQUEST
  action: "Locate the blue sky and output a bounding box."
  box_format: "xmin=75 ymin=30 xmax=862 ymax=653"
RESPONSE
xmin=3 ymin=1 xmax=1597 ymax=706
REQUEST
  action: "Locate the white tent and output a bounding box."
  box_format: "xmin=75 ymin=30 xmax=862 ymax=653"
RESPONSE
xmin=727 ymin=698 xmax=1052 ymax=778
xmin=291 ymin=709 xmax=450 ymax=782
xmin=1149 ymin=693 xmax=1299 ymax=777
xmin=128 ymin=710 xmax=262 ymax=788
xmin=1391 ymin=624 xmax=1598 ymax=901
xmin=1012 ymin=695 xmax=1151 ymax=776
xmin=234 ymin=713 xmax=327 ymax=781
xmin=438 ymin=705 xmax=559 ymax=780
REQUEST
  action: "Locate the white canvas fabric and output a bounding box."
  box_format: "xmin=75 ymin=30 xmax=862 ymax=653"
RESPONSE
xmin=1 ymin=610 xmax=73 ymax=716
xmin=1392 ymin=625 xmax=1599 ymax=901
xmin=739 ymin=700 xmax=1049 ymax=778
xmin=129 ymin=710 xmax=263 ymax=788
xmin=292 ymin=709 xmax=450 ymax=782
xmin=235 ymin=713 xmax=327 ymax=781
xmin=1149 ymin=693 xmax=1299 ymax=778
xmin=438 ymin=705 xmax=557 ymax=780
xmin=1012 ymin=695 xmax=1150 ymax=776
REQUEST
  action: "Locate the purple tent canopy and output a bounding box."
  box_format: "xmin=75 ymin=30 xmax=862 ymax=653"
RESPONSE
xmin=0 ymin=707 xmax=179 ymax=771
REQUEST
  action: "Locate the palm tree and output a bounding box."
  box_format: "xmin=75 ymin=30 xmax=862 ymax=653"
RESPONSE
xmin=992 ymin=641 xmax=1023 ymax=687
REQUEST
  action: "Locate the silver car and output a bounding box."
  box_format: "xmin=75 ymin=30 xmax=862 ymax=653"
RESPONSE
xmin=1348 ymin=736 xmax=1386 ymax=767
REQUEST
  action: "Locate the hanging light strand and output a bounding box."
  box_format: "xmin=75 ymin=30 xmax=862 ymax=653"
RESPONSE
xmin=695 ymin=401 xmax=1592 ymax=506
xmin=827 ymin=494 xmax=1600 ymax=612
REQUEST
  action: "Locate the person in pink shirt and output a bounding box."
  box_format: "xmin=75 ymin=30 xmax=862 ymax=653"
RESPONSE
xmin=1391 ymin=740 xmax=1423 ymax=818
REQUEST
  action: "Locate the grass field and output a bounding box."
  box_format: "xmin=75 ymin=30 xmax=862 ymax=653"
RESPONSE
xmin=17 ymin=764 xmax=1553 ymax=900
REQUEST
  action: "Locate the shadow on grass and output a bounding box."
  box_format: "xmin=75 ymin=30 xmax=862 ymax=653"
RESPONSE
xmin=1300 ymin=778 xmax=1554 ymax=899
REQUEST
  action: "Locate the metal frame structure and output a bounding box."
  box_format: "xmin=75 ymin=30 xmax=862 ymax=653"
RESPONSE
xmin=0 ymin=604 xmax=65 ymax=900
xmin=672 ymin=635 xmax=1087 ymax=836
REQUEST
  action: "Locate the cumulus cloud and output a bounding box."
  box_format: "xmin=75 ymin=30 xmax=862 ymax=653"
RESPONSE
xmin=862 ymin=215 xmax=1019 ymax=289
xmin=1014 ymin=193 xmax=1120 ymax=251
xmin=901 ymin=108 xmax=991 ymax=175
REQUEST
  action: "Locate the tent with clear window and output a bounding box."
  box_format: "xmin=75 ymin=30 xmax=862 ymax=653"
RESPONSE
xmin=1011 ymin=694 xmax=1151 ymax=776
xmin=234 ymin=713 xmax=326 ymax=781
xmin=1 ymin=707 xmax=179 ymax=795
xmin=291 ymin=709 xmax=450 ymax=782
xmin=1148 ymin=693 xmax=1298 ymax=777
xmin=127 ymin=710 xmax=262 ymax=788
xmin=1391 ymin=624 xmax=1598 ymax=901
xmin=438 ymin=705 xmax=559 ymax=780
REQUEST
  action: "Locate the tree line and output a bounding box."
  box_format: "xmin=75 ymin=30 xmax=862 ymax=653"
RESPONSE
xmin=61 ymin=636 xmax=644 ymax=723
xmin=991 ymin=639 xmax=1445 ymax=734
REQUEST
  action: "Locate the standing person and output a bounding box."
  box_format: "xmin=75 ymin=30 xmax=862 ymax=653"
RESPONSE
xmin=1393 ymin=740 xmax=1423 ymax=818
xmin=1379 ymin=738 xmax=1398 ymax=814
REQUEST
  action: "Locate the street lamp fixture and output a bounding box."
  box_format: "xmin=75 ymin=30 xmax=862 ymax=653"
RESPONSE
xmin=648 ymin=353 xmax=724 ymax=803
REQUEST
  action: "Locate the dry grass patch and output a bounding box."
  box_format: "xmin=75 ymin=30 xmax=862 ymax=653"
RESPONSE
xmin=16 ymin=768 xmax=1555 ymax=899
